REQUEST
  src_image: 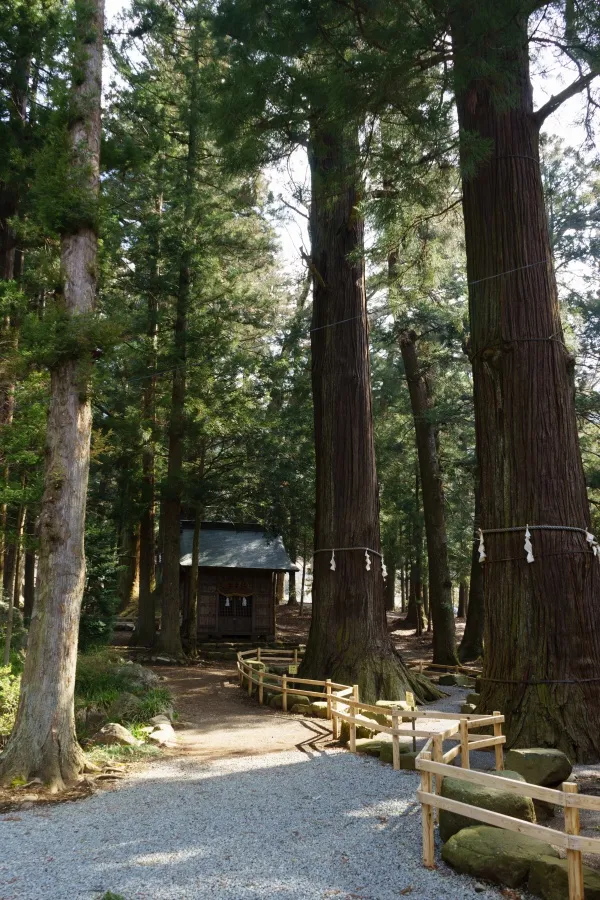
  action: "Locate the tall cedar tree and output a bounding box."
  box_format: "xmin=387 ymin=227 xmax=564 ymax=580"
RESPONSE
xmin=451 ymin=0 xmax=600 ymax=757
xmin=0 ymin=0 xmax=104 ymax=787
xmin=214 ymin=1 xmax=442 ymax=699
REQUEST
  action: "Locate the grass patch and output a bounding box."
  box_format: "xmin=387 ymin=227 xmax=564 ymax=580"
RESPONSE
xmin=86 ymin=740 xmax=160 ymax=768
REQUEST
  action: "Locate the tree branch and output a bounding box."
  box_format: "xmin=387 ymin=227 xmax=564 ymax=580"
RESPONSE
xmin=534 ymin=71 xmax=598 ymax=128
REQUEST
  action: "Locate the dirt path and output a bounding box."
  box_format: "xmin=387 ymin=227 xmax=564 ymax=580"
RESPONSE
xmin=162 ymin=663 xmax=335 ymax=760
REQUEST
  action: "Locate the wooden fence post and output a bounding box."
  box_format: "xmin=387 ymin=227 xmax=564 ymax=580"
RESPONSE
xmin=563 ymin=782 xmax=584 ymax=900
xmin=258 ymin=670 xmax=264 ymax=705
xmin=432 ymin=735 xmax=443 ymax=820
xmin=420 ymin=751 xmax=435 ymax=868
xmin=350 ymin=684 xmax=359 ymax=752
xmin=332 ymin=694 xmax=339 ymax=740
xmin=392 ymin=707 xmax=400 ymax=770
xmin=294 ymin=648 xmax=298 ymax=665
xmin=282 ymin=674 xmax=288 ymax=712
xmin=238 ymin=657 xmax=243 ymax=687
xmin=460 ymin=719 xmax=470 ymax=769
xmin=247 ymin=664 xmax=253 ymax=696
xmin=493 ymin=711 xmax=504 ymax=770
xmin=326 ymin=679 xmax=332 ymax=720
xmin=257 ymin=647 xmax=261 ymax=662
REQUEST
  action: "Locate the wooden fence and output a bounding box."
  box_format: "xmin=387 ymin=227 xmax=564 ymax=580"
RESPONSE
xmin=237 ymin=648 xmax=600 ymax=899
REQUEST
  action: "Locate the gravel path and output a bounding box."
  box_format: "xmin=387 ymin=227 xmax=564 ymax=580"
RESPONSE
xmin=1 ymin=745 xmax=511 ymax=900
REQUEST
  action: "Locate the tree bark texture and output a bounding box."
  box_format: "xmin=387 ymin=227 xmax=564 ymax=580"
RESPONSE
xmin=0 ymin=0 xmax=103 ymax=788
xmin=453 ymin=2 xmax=600 ymax=758
xmin=301 ymin=125 xmax=429 ymax=701
xmin=399 ymin=331 xmax=457 ymax=662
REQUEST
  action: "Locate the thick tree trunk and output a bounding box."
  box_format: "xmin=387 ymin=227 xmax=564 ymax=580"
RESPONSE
xmin=158 ymin=25 xmax=201 ymax=659
xmin=399 ymin=330 xmax=457 ymax=663
xmin=0 ymin=0 xmax=103 ymax=788
xmin=453 ymin=3 xmax=600 ymax=758
xmin=460 ymin=528 xmax=485 ymax=662
xmin=457 ymin=581 xmax=467 ymax=618
xmin=301 ymin=125 xmax=429 ymax=701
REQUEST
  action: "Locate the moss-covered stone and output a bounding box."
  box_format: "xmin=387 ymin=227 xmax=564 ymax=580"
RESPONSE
xmin=339 ymin=720 xmax=376 ymax=744
xmin=309 ymin=701 xmax=329 ymax=719
xmin=290 ymin=703 xmax=311 ymax=715
xmin=441 ymin=825 xmax=559 ymax=888
xmin=466 ymin=693 xmax=480 ymax=706
xmin=461 ymin=703 xmax=477 ymax=715
xmin=378 ymin=739 xmax=412 ymax=764
xmin=439 ymin=770 xmax=535 ymax=842
xmin=355 ymin=737 xmax=389 ymax=757
xmin=528 ymin=855 xmax=600 ymax=900
xmin=438 ymin=673 xmax=475 ymax=687
xmin=504 ymin=748 xmax=572 ymax=787
xmin=399 ymin=750 xmax=419 ymax=770
xmin=269 ymin=693 xmax=311 ymax=709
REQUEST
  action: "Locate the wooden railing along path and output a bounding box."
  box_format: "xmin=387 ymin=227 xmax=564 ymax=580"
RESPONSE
xmin=237 ymin=648 xmax=599 ymax=900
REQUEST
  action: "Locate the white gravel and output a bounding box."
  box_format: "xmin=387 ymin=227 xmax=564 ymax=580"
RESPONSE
xmin=0 ymin=746 xmax=511 ymax=900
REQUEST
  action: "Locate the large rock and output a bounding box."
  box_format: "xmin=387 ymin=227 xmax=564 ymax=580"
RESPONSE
xmin=466 ymin=693 xmax=480 ymax=706
xmin=441 ymin=825 xmax=559 ymax=888
xmin=505 ymin=748 xmax=572 ymax=786
xmin=461 ymin=703 xmax=477 ymax=715
xmin=529 ymin=855 xmax=600 ymax=900
xmin=148 ymin=722 xmax=177 ymax=746
xmin=379 ymin=739 xmax=412 ymax=764
xmin=362 ymin=700 xmax=414 ymax=727
xmin=340 ymin=720 xmax=376 ymax=743
xmin=355 ymin=737 xmax=390 ymax=757
xmin=269 ymin=692 xmax=311 ymax=709
xmin=91 ymin=723 xmax=141 ymax=747
xmin=439 ymin=770 xmax=535 ymax=842
xmin=108 ymin=691 xmax=144 ymax=723
xmin=115 ymin=662 xmax=159 ymax=689
xmin=398 ymin=750 xmax=419 ymax=770
xmin=309 ymin=701 xmax=329 ymax=719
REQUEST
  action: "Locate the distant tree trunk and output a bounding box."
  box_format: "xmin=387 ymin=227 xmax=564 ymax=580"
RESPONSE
xmin=0 ymin=0 xmax=103 ymax=788
xmin=3 ymin=544 xmax=15 ymax=598
xmin=457 ymin=581 xmax=468 ymax=618
xmin=299 ymin=535 xmax=307 ymax=615
xmin=287 ymin=568 xmax=297 ymax=605
xmin=399 ymin=564 xmax=404 ymax=611
xmin=3 ymin=501 xmax=25 ymax=665
xmin=117 ymin=526 xmax=139 ymax=613
xmin=460 ymin=482 xmax=485 ymax=662
xmin=384 ymin=564 xmax=396 ymax=611
xmin=185 ymin=510 xmax=201 ymax=654
xmin=453 ymin=2 xmax=600 ymax=757
xmin=159 ymin=22 xmax=202 ymax=659
xmin=275 ymin=572 xmax=285 ymax=605
xmin=301 ymin=124 xmax=426 ymax=700
xmin=423 ymin=582 xmax=431 ymax=633
xmin=398 ymin=330 xmax=457 ymax=663
xmin=133 ymin=208 xmax=159 ymax=648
